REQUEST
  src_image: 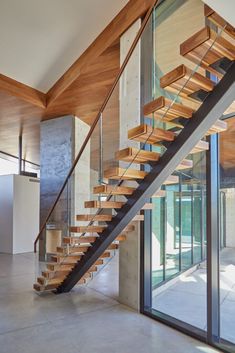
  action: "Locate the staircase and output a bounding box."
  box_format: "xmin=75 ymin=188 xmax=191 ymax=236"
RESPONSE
xmin=34 ymin=4 xmax=235 ymax=294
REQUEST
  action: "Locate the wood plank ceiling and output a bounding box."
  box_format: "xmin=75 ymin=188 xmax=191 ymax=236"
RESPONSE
xmin=0 ymin=0 xmax=153 ymax=165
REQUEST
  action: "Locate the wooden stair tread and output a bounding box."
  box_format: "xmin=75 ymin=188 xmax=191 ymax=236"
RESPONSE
xmin=176 ymin=159 xmax=193 ymax=170
xmin=34 ymin=278 xmax=86 ymax=292
xmin=206 ymin=119 xmax=227 ymax=135
xmin=93 ymin=184 xmax=135 ymax=196
xmin=64 ymin=235 xmax=125 ymax=244
xmin=160 ymin=64 xmax=214 ymax=102
xmin=142 ymin=203 xmax=154 ymax=210
xmin=104 ymin=168 xmax=178 ymax=186
xmin=144 ymin=95 xmax=195 ymax=121
xmin=115 ymin=147 xmax=160 ymax=164
xmin=204 ymin=5 xmax=235 ymax=40
xmin=190 ymin=140 xmax=209 ymax=154
xmin=37 ymin=276 xmax=64 ymax=286
xmin=128 ymin=124 xmax=175 ymax=145
xmin=180 ymin=27 xmax=235 ymax=78
xmin=46 ymin=263 xmax=74 ymax=271
xmin=76 ymin=214 xmax=113 ymax=222
xmin=42 ymin=269 xmax=71 ymax=279
xmin=57 ymin=245 xmax=90 ymax=254
xmin=85 ymin=200 xmax=125 ymax=209
xmin=63 ymin=236 xmax=98 ymax=244
xmin=104 ymin=167 xmax=147 ymax=180
xmin=70 ymin=226 xmax=106 ymax=233
xmin=152 ymin=190 xmax=166 ymax=198
xmin=164 ymin=175 xmax=179 ymax=185
xmin=51 ymin=255 xmax=82 ymax=264
xmin=132 ymin=214 xmax=144 ymax=221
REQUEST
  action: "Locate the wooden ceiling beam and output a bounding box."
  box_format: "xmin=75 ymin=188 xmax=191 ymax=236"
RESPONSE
xmin=46 ymin=0 xmax=153 ymax=106
xmin=0 ymin=73 xmax=46 ymax=108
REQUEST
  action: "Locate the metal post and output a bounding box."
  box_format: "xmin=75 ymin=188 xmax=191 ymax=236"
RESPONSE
xmin=207 ymin=134 xmax=220 ymax=343
xmin=99 ymin=113 xmax=103 ymax=187
xmin=18 ymin=135 xmax=22 ymax=175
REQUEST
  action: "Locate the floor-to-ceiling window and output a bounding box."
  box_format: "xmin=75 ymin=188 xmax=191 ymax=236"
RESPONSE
xmin=151 ymin=154 xmax=207 ymax=330
xmin=144 ymin=0 xmax=208 ymax=332
xmin=141 ymin=0 xmax=235 ymax=351
xmin=219 ymin=116 xmax=235 ymax=347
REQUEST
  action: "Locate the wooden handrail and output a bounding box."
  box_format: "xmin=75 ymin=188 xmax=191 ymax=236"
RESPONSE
xmin=34 ymin=0 xmax=159 ymax=253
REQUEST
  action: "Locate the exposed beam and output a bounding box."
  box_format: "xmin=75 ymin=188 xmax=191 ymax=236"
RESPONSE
xmin=0 ymin=73 xmax=46 ymax=108
xmin=46 ymin=0 xmax=153 ymax=106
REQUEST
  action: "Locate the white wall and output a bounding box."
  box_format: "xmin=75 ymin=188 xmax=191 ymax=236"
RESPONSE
xmin=13 ymin=175 xmax=40 ymax=254
xmin=203 ymin=0 xmax=235 ymax=27
xmin=0 ymin=175 xmax=14 ymax=253
xmin=0 ymin=175 xmax=40 ymax=254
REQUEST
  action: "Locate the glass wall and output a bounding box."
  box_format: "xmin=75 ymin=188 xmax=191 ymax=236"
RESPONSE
xmin=148 ymin=0 xmax=208 ymax=331
xmin=142 ymin=0 xmax=235 ymax=351
xmin=219 ymin=116 xmax=235 ymax=346
xmin=151 ymin=153 xmax=207 ymax=330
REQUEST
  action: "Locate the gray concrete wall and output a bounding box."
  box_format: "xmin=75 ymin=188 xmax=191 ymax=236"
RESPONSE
xmin=40 ymin=116 xmax=74 ymax=230
xmin=39 ymin=115 xmax=91 ymax=258
xmin=71 ymin=117 xmax=91 ymax=226
xmin=119 ymin=19 xmax=141 ymax=311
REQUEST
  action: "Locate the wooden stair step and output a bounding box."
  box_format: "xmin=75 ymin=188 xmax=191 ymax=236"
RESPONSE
xmin=94 ymin=259 xmax=104 ymax=266
xmin=57 ymin=245 xmax=90 ymax=254
xmin=132 ymin=214 xmax=144 ymax=221
xmin=205 ymin=119 xmax=227 ymax=135
xmin=42 ymin=269 xmax=71 ymax=279
xmin=142 ymin=203 xmax=154 ymax=210
xmin=70 ymin=226 xmax=106 ymax=233
xmin=93 ymin=184 xmax=135 ymax=196
xmin=152 ymin=190 xmax=166 ymax=198
xmin=63 ymin=235 xmax=125 ymax=245
xmin=128 ymin=124 xmax=175 ymax=145
xmin=104 ymin=168 xmax=178 ymax=185
xmin=115 ymin=147 xmax=160 ymax=164
xmin=108 ymin=243 xmax=119 ymax=250
xmin=76 ymin=214 xmax=113 ymax=222
xmin=100 ymin=252 xmax=111 ymax=259
xmin=180 ymin=27 xmax=235 ymax=78
xmin=51 ymin=255 xmax=82 ymax=264
xmin=46 ymin=263 xmax=73 ymax=271
xmin=37 ymin=276 xmax=65 ymax=286
xmin=34 ymin=278 xmax=86 ymax=292
xmin=204 ymin=5 xmax=235 ymax=40
xmin=160 ymin=65 xmax=215 ymax=102
xmin=176 ymin=159 xmax=193 ymax=170
xmin=190 ymin=140 xmax=209 ymax=154
xmin=144 ymin=96 xmax=195 ymax=121
xmin=164 ymin=175 xmax=179 ymax=185
xmin=63 ymin=236 xmax=98 ymax=245
xmin=124 ymin=224 xmax=135 ymax=232
xmin=117 ymin=234 xmax=126 ymax=242
xmin=33 ymin=282 xmax=59 ymax=292
xmin=104 ymin=167 xmax=147 ymax=181
xmin=85 ymin=200 xmax=125 ymax=209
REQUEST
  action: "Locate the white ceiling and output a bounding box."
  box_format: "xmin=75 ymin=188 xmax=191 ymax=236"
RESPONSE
xmin=0 ymin=0 xmax=129 ymax=92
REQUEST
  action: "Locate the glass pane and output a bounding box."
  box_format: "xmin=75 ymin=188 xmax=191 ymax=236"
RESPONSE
xmin=165 ymin=183 xmax=180 ymax=279
xmin=219 ymin=116 xmax=235 ymax=346
xmin=181 ymin=182 xmax=192 ymax=270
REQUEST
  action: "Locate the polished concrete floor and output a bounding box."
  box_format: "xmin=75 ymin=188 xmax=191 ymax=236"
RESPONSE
xmin=153 ymin=247 xmax=235 ymax=344
xmin=0 ymin=252 xmax=222 ymax=353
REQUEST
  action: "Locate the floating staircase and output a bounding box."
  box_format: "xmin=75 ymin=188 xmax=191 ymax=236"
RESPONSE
xmin=34 ymin=5 xmax=234 ymax=294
